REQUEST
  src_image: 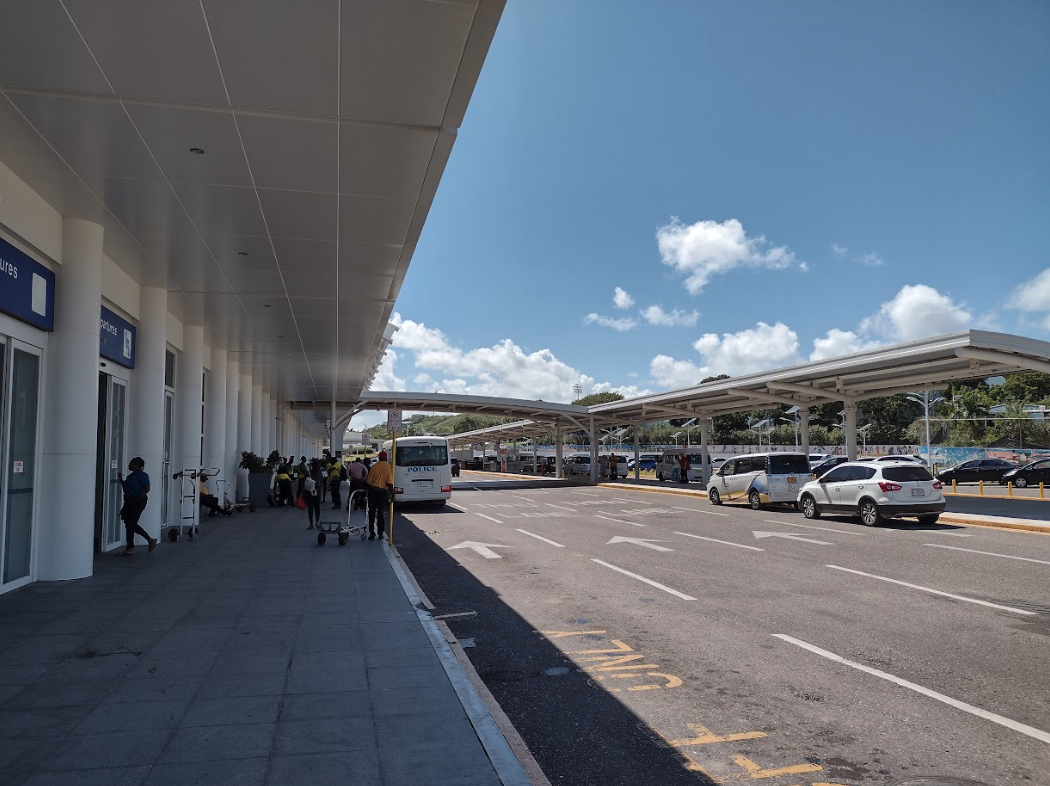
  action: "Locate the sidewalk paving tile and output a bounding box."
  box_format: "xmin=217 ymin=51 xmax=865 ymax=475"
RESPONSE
xmin=0 ymin=505 xmax=509 ymax=785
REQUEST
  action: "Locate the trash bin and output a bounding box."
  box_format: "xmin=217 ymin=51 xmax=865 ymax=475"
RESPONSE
xmin=247 ymin=472 xmax=272 ymax=508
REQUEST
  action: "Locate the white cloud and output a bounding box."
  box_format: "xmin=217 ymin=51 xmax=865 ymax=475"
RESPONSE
xmin=585 ymin=313 xmax=638 ymax=331
xmin=859 ymin=252 xmax=885 ymax=267
xmin=831 ymin=243 xmax=884 ymax=267
xmin=371 ymin=349 xmax=406 ymax=391
xmin=650 ymin=354 xmax=708 ymax=389
xmin=593 ymin=381 xmax=654 ymax=398
xmin=693 ymin=322 xmax=801 ymax=376
xmin=859 ymin=284 xmax=973 ymax=341
xmin=831 ymin=243 xmax=849 ymax=258
xmin=656 ymin=217 xmax=804 ymax=295
xmin=613 ymin=287 xmax=635 ymax=309
xmin=1007 ymin=268 xmax=1050 ymax=330
xmin=810 ymin=328 xmax=879 ymax=360
xmin=641 ymin=305 xmax=700 ymax=327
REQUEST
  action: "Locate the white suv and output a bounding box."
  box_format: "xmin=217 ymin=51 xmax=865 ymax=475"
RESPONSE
xmin=796 ymin=461 xmax=945 ymax=526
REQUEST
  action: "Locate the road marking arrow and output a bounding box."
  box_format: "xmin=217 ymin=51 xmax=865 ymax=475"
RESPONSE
xmin=751 ymin=531 xmax=833 ymax=545
xmin=444 ymin=541 xmax=512 ymax=559
xmin=607 ymin=536 xmax=674 ymax=552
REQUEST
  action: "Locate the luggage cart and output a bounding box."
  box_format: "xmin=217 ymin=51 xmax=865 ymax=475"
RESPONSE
xmin=214 ymin=473 xmax=254 ymax=514
xmin=316 ymin=489 xmax=367 ymax=546
xmin=168 ymin=467 xmax=202 ymax=541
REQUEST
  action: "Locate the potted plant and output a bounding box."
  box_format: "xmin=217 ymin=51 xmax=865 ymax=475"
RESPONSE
xmin=240 ymin=451 xmax=272 ymax=507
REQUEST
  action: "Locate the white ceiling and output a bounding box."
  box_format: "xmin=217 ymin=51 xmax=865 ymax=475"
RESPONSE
xmin=0 ymin=0 xmax=504 ymax=430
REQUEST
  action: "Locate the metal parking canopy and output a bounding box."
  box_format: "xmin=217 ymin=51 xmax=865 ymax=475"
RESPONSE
xmin=353 ymin=331 xmax=1050 ymax=482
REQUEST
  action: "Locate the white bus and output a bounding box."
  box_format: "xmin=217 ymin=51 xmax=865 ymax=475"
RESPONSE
xmin=384 ymin=436 xmax=453 ymax=507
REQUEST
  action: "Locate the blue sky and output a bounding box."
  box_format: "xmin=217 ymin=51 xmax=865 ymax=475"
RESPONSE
xmin=353 ymin=0 xmax=1049 ymax=428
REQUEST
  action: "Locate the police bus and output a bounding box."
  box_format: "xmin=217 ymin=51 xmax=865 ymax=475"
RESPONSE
xmin=383 ymin=436 xmax=453 ymax=507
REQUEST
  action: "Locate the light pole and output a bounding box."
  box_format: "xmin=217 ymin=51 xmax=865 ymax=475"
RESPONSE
xmin=780 ymin=406 xmax=800 ymax=448
xmin=671 ymin=431 xmax=682 ymax=447
xmin=748 ymin=417 xmax=771 ymax=448
xmin=682 ymin=418 xmax=700 ymax=447
xmin=906 ymin=391 xmax=943 ymax=467
xmin=857 ymin=423 xmax=872 ymax=455
xmin=572 ymin=383 xmax=582 ymax=402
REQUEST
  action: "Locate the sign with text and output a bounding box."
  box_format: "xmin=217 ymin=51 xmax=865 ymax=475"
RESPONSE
xmin=386 ymin=409 xmax=402 ymax=432
xmin=0 ymin=236 xmax=55 ymax=332
xmin=99 ymin=306 xmax=136 ymax=368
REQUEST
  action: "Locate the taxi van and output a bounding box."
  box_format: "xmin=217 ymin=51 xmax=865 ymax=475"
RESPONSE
xmin=707 ymin=451 xmax=810 ymax=510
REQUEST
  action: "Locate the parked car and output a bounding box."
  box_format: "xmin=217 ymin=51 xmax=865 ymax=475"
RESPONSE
xmin=1001 ymin=458 xmax=1050 ymax=488
xmin=626 ymin=454 xmax=660 ymax=472
xmin=936 ymin=458 xmax=1017 ymax=485
xmin=808 ymin=453 xmax=831 ymax=470
xmin=810 ymin=455 xmax=849 ymax=478
xmin=707 ymin=452 xmax=810 ymax=509
xmin=563 ymin=455 xmax=592 ymax=476
xmin=872 ymin=454 xmax=928 ymax=466
xmin=655 ymin=450 xmax=716 ymax=482
xmin=796 ymin=461 xmax=945 ymax=525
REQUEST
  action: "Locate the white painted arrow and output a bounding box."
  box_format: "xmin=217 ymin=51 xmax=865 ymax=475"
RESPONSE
xmin=607 ymin=536 xmax=674 ymax=552
xmin=752 ymin=531 xmax=833 ymax=546
xmin=445 ymin=541 xmax=512 ymax=559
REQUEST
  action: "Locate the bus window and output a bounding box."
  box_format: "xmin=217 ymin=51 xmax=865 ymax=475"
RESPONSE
xmin=395 ymin=444 xmax=449 ymax=467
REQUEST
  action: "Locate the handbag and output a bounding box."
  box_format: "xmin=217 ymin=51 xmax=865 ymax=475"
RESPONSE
xmin=296 ymin=493 xmax=307 ymax=510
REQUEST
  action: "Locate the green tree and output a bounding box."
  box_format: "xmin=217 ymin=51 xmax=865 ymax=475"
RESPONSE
xmin=572 ymin=391 xmax=625 ymax=407
xmin=1001 ymin=372 xmax=1050 ymax=405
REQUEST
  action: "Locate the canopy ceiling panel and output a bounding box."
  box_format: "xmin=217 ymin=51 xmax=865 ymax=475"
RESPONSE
xmin=0 ymin=0 xmax=505 ymax=436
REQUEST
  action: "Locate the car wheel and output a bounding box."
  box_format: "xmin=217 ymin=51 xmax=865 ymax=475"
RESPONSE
xmin=1014 ymin=477 xmax=1028 ymax=488
xmin=800 ymin=494 xmax=820 ymax=519
xmin=708 ymin=488 xmax=722 ymax=506
xmin=657 ymin=472 xmax=663 ymax=482
xmin=748 ymin=490 xmax=762 ymax=510
xmin=917 ymin=514 xmax=939 ymax=524
xmin=859 ymin=499 xmax=882 ymax=526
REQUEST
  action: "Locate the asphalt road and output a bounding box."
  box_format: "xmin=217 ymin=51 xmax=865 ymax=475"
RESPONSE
xmin=392 ymin=480 xmax=1050 ymax=786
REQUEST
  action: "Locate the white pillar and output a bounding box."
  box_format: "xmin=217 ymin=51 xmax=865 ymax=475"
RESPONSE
xmin=39 ymin=219 xmax=103 ymax=579
xmin=128 ymin=286 xmax=167 ymax=542
xmin=177 ymin=326 xmax=205 ymax=478
xmin=555 ymin=424 xmax=563 ymax=478
xmin=225 ymin=359 xmax=240 ymax=485
xmin=843 ymin=403 xmax=858 ymax=461
xmin=800 ymin=407 xmax=810 ymax=465
xmin=589 ymin=417 xmax=598 ymax=483
xmin=697 ymin=417 xmax=713 ymax=484
xmin=633 ymin=424 xmax=641 ymax=480
xmin=205 ymin=348 xmax=227 ymax=478
xmin=251 ymin=384 xmax=263 ymax=455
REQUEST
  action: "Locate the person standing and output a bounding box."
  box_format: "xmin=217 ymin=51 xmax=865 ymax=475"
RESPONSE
xmin=678 ymin=453 xmax=691 ymax=484
xmin=348 ymin=458 xmax=367 ymax=511
xmin=117 ymin=457 xmax=157 ymax=556
xmin=328 ymin=457 xmax=343 ymax=509
xmin=303 ymin=474 xmax=321 ymax=529
xmin=365 ymin=450 xmax=394 ymax=541
xmin=598 ymin=454 xmax=608 ymax=481
xmin=296 ymin=456 xmax=308 ymax=501
xmin=608 ymin=453 xmax=619 ymax=482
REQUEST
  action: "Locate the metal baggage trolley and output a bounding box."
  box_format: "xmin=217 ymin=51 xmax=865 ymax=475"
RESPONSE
xmin=316 ymin=489 xmax=367 ymax=546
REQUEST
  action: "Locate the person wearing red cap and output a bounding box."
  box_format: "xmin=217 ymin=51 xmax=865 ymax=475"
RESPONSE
xmin=365 ymin=450 xmax=394 ymax=540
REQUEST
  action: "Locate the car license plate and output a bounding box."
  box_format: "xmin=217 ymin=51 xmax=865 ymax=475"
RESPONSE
xmin=787 ymin=476 xmax=797 ymax=484
xmin=415 ymin=480 xmax=431 ymax=488
xmin=911 ymin=488 xmax=925 ymax=497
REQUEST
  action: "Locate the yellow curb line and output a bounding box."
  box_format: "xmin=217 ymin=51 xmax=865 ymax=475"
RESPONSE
xmin=945 ymin=492 xmax=1050 ymax=503
xmin=937 ymin=516 xmax=1050 ymax=535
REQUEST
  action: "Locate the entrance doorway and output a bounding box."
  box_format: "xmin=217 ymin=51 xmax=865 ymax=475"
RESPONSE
xmin=0 ymin=339 xmax=42 ymax=591
xmin=95 ymin=371 xmax=128 ymax=552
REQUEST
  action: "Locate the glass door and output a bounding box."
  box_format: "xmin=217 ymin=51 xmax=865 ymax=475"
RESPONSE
xmin=2 ymin=342 xmax=42 ymax=589
xmin=99 ymin=375 xmax=128 ymax=552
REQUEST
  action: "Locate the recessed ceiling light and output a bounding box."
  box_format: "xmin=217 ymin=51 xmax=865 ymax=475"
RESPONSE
xmin=277 ymin=335 xmax=284 ymax=338
xmin=237 ymin=251 xmax=248 ymax=256
xmin=189 ymin=147 xmax=205 ymax=154
xmin=263 ymin=304 xmax=271 ymax=308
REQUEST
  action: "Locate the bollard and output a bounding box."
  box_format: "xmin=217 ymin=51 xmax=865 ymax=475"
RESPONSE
xmin=1007 ymin=482 xmax=1013 ymax=498
xmin=979 ymin=480 xmax=984 ymax=496
xmin=952 ymin=479 xmax=957 ymax=494
xmin=1041 ymin=482 xmax=1045 ymax=500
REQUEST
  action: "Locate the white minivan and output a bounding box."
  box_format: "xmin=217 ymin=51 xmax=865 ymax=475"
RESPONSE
xmin=707 ymin=452 xmax=810 ymax=509
xmin=655 ymin=450 xmax=708 ymax=482
xmin=385 ymin=436 xmax=452 ymax=507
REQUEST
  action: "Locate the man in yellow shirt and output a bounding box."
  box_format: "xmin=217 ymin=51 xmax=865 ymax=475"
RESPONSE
xmin=328 ymin=459 xmax=343 ymax=509
xmin=365 ymin=450 xmax=394 ymax=540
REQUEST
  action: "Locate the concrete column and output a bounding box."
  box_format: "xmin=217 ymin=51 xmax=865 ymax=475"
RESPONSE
xmin=204 ymin=349 xmax=227 ymax=480
xmin=251 ymin=384 xmax=263 ymax=455
xmin=130 ymin=286 xmax=167 ymax=542
xmin=224 ymin=358 xmax=240 ymax=484
xmin=555 ymin=424 xmax=563 ymax=478
xmin=843 ymin=403 xmax=858 ymax=461
xmin=267 ymin=394 xmax=277 ymax=455
xmin=633 ymin=424 xmax=641 ymax=480
xmin=261 ymin=392 xmax=271 ymax=456
xmin=238 ymin=372 xmax=251 ymax=456
xmin=176 ymin=326 xmax=204 ymax=475
xmin=39 ymin=219 xmax=103 ymax=579
xmin=589 ymin=417 xmax=598 ymax=483
xmin=700 ymin=417 xmax=711 ymax=485
xmin=800 ymin=407 xmax=810 ymax=465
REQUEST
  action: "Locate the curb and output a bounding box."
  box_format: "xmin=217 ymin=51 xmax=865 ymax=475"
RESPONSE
xmin=937 ymin=515 xmax=1050 ymax=535
xmin=382 ymin=541 xmax=542 ymax=786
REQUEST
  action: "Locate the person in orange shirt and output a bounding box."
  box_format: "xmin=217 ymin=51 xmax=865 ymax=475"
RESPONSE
xmin=365 ymin=451 xmax=394 ymax=540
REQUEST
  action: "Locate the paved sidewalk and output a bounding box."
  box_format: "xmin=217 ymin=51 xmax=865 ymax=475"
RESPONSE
xmin=0 ymin=506 xmax=514 ymax=786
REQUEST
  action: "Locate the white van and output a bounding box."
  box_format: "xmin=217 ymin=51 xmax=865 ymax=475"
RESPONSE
xmin=384 ymin=436 xmax=452 ymax=507
xmin=707 ymin=452 xmax=810 ymax=509
xmin=655 ymin=450 xmax=708 ymax=482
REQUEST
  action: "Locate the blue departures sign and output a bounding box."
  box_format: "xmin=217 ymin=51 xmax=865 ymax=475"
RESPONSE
xmin=0 ymin=236 xmax=56 ymax=331
xmin=100 ymin=306 xmax=136 ymax=368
